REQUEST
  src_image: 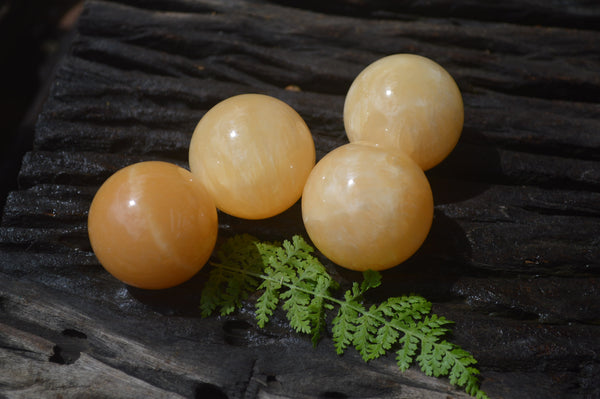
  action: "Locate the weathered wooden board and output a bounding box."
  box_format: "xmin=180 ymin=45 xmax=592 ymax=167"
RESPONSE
xmin=1 ymin=0 xmax=599 ymax=398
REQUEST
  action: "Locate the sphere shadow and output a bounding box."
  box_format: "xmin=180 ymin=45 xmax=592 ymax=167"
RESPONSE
xmin=331 ymin=211 xmax=474 ymax=303
xmin=217 ymin=200 xmax=306 ymax=242
xmin=426 ymin=132 xmax=502 ymax=205
xmin=126 ymin=271 xmax=209 ymax=317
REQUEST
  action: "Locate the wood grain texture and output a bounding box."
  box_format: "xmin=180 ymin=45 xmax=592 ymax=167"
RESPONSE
xmin=1 ymin=0 xmax=599 ymax=398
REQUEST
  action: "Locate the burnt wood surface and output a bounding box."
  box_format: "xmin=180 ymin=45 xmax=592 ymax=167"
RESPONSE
xmin=1 ymin=1 xmax=599 ymax=398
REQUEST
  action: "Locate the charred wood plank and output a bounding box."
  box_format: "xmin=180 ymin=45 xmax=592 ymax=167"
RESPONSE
xmin=1 ymin=0 xmax=599 ymax=398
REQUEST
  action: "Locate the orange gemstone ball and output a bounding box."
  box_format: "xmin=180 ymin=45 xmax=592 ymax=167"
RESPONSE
xmin=302 ymin=143 xmax=434 ymax=271
xmin=188 ymin=94 xmax=315 ymax=220
xmin=344 ymin=54 xmax=464 ymax=170
xmin=87 ymin=161 xmax=218 ymax=289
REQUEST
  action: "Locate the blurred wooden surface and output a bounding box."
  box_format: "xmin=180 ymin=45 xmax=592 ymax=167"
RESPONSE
xmin=1 ymin=1 xmax=599 ymax=398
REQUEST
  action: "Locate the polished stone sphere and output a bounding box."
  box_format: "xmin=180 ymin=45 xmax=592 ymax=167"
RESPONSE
xmin=88 ymin=161 xmax=218 ymax=289
xmin=302 ymin=143 xmax=433 ymax=271
xmin=344 ymin=54 xmax=463 ymax=170
xmin=189 ymin=93 xmax=315 ymax=219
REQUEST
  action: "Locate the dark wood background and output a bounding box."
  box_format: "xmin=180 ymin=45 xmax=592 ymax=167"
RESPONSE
xmin=1 ymin=1 xmax=599 ymax=398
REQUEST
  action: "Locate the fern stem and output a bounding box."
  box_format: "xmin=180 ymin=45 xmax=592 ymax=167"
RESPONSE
xmin=213 ymin=261 xmax=429 ymax=345
xmin=211 ymin=261 xmax=343 ymax=303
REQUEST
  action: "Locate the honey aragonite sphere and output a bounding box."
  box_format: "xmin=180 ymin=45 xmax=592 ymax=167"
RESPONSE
xmin=344 ymin=54 xmax=464 ymax=171
xmin=302 ymin=143 xmax=433 ymax=271
xmin=189 ymin=93 xmax=316 ymax=220
xmin=88 ymin=161 xmax=218 ymax=290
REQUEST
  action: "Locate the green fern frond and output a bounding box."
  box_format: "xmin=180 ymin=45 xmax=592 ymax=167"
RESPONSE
xmin=281 ymin=286 xmax=312 ymax=334
xmin=353 ymin=305 xmax=385 ymax=360
xmin=200 ymin=234 xmax=489 ymax=399
xmin=255 ymin=277 xmax=281 ymax=328
xmin=376 ymin=319 xmax=400 ymax=352
xmin=396 ymin=333 xmax=419 ymax=371
xmin=200 ymin=234 xmax=264 ymax=316
xmin=331 ymin=298 xmax=360 ymax=354
xmin=360 ymin=269 xmax=382 ymax=291
xmin=199 ymin=264 xmax=229 ymax=317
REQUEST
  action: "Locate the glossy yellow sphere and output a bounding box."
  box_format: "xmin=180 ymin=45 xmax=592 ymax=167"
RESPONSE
xmin=88 ymin=161 xmax=218 ymax=289
xmin=344 ymin=54 xmax=463 ymax=170
xmin=301 ymin=143 xmax=433 ymax=271
xmin=189 ymin=94 xmax=316 ymax=219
